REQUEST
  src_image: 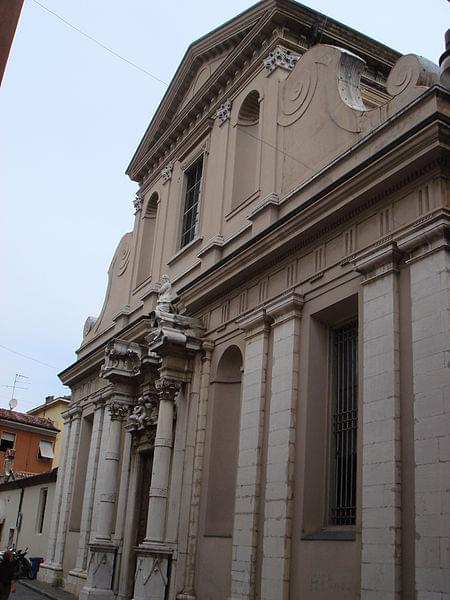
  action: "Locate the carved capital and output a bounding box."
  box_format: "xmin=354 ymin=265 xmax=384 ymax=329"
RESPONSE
xmin=213 ymin=99 xmax=232 ymax=125
xmin=161 ymin=161 xmax=173 ymax=184
xmin=108 ymin=402 xmax=129 ymax=421
xmin=263 ymin=45 xmax=300 ymax=75
xmin=236 ymin=307 xmax=272 ymax=339
xmin=133 ymin=191 xmax=143 ymax=212
xmin=155 ymin=378 xmax=181 ymax=402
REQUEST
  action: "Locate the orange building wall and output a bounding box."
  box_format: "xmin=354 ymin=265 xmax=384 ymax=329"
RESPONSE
xmin=0 ymin=425 xmax=56 ymax=475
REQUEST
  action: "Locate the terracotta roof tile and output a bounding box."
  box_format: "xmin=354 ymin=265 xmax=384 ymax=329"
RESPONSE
xmin=0 ymin=408 xmax=58 ymax=432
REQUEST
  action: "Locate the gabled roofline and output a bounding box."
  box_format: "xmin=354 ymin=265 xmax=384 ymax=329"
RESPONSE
xmin=126 ymin=0 xmax=400 ymax=182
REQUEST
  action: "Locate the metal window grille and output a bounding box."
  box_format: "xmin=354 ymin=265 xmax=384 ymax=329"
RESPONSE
xmin=181 ymin=157 xmax=203 ymax=247
xmin=330 ymin=321 xmax=358 ymax=526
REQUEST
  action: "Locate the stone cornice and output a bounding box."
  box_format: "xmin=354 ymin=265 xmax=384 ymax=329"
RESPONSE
xmin=61 ymin=316 xmax=156 ymax=387
xmin=179 ymin=105 xmax=447 ymax=311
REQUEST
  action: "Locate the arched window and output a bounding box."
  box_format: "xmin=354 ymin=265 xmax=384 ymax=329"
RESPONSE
xmin=232 ymin=90 xmax=260 ymax=209
xmin=136 ymin=192 xmax=158 ymax=285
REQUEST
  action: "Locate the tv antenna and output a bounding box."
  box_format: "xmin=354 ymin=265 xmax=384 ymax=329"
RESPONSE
xmin=3 ymin=374 xmax=29 ymax=410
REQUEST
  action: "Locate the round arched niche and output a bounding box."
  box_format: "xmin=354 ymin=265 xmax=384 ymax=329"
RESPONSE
xmin=204 ymin=344 xmax=243 ymax=538
xmin=215 ymin=344 xmax=243 ymax=382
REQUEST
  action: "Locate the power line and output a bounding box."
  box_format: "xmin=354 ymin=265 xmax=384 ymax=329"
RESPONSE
xmin=0 ymin=344 xmax=58 ymax=370
xmin=29 ymin=0 xmax=331 ymax=178
xmin=30 ymin=0 xmax=169 ymax=86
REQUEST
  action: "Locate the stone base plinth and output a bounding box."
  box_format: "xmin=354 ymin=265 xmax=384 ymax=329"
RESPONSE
xmin=80 ymin=587 xmax=115 ymax=600
xmin=66 ymin=568 xmax=87 ymax=596
xmin=37 ymin=563 xmax=64 ymax=587
xmin=80 ymin=542 xmax=117 ymax=600
xmin=133 ymin=543 xmax=173 ymax=600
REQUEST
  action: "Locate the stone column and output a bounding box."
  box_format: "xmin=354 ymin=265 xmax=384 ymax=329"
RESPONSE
xmin=355 ymin=243 xmax=402 ymax=599
xmin=38 ymin=410 xmax=73 ymax=585
xmin=177 ymin=341 xmax=214 ymax=600
xmin=133 ymin=379 xmax=180 ymax=600
xmin=398 ymin=215 xmax=450 ymax=599
xmin=117 ymin=449 xmax=140 ymax=600
xmin=229 ymin=308 xmax=271 ymax=600
xmin=54 ymin=408 xmax=82 ymax=568
xmin=69 ymin=399 xmax=105 ymax=585
xmin=260 ymin=292 xmax=303 ymax=600
xmin=80 ymin=399 xmax=129 ymax=600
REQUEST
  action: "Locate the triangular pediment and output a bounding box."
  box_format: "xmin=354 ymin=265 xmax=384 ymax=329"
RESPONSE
xmin=126 ymin=0 xmax=400 ymax=183
xmin=126 ymin=0 xmax=277 ymax=179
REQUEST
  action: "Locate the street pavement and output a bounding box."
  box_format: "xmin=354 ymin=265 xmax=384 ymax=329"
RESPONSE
xmin=15 ymin=582 xmax=47 ymax=600
xmin=15 ymin=581 xmax=77 ymax=600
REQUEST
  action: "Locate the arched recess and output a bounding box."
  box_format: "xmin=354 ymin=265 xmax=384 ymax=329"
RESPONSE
xmin=232 ymin=90 xmax=261 ymax=209
xmin=197 ymin=345 xmax=243 ymax=600
xmin=136 ymin=192 xmax=158 ymax=285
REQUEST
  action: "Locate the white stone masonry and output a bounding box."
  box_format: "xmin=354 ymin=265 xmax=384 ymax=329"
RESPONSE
xmin=356 ymin=245 xmax=402 ymax=600
xmin=405 ymin=237 xmax=450 ymax=598
xmin=261 ymin=292 xmax=302 ymax=600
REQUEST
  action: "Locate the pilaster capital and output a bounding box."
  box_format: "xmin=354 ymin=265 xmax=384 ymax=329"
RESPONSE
xmin=265 ymin=291 xmax=304 ymax=325
xmin=263 ymin=45 xmax=300 ymax=76
xmin=353 ymin=241 xmax=402 ymax=284
xmin=108 ymin=402 xmax=130 ymax=421
xmin=396 ymin=211 xmax=450 ymax=265
xmin=236 ymin=307 xmax=272 ymax=339
xmin=213 ymin=99 xmax=232 ymax=125
xmin=133 ymin=191 xmax=143 ymax=213
xmin=64 ymin=404 xmax=82 ymax=423
xmin=161 ymin=161 xmax=174 ymax=184
xmin=201 ymin=339 xmax=215 ymax=361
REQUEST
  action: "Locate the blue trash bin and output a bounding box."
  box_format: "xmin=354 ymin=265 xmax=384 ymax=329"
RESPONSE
xmin=29 ymin=557 xmax=43 ymax=579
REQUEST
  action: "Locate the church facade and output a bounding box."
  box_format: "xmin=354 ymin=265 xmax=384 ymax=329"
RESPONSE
xmin=38 ymin=2 xmax=450 ymax=599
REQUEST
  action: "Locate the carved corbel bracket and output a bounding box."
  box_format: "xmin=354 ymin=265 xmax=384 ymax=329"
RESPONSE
xmin=101 ymin=339 xmax=144 ymax=382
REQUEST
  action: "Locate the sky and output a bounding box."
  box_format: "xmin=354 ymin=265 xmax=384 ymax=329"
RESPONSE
xmin=0 ymin=0 xmax=448 ymax=412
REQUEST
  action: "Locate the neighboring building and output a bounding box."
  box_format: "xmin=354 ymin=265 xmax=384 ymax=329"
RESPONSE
xmin=0 ymin=0 xmax=24 ymax=86
xmin=39 ymin=3 xmax=450 ymax=600
xmin=0 ymin=409 xmax=58 ymax=480
xmin=28 ymin=396 xmax=71 ymax=467
xmin=0 ymin=469 xmax=57 ymax=555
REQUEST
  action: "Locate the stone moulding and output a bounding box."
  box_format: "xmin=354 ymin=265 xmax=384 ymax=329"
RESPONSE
xmin=213 ymin=99 xmax=232 ymax=125
xmin=161 ymin=161 xmax=174 ymax=183
xmin=263 ymin=45 xmax=300 ymax=75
